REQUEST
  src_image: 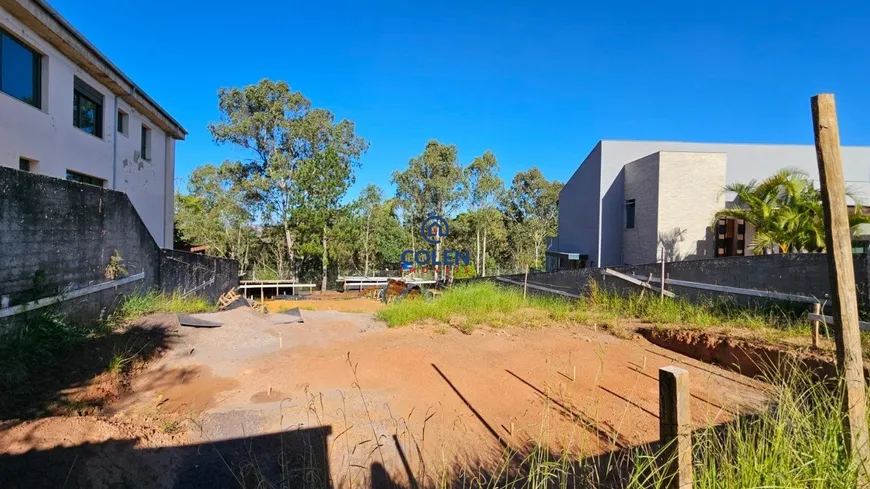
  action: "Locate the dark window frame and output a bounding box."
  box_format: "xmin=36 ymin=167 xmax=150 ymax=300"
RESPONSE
xmin=0 ymin=27 xmax=42 ymax=109
xmin=19 ymin=157 xmax=31 ymax=172
xmin=625 ymin=199 xmax=636 ymax=229
xmin=73 ymin=77 xmax=104 ymax=138
xmin=117 ymin=109 xmax=128 ymax=136
xmin=66 ymin=169 xmax=105 ymax=187
xmin=140 ymin=124 xmax=151 ymax=160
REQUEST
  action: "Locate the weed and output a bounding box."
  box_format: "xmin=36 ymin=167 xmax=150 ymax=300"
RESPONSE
xmin=107 ymin=350 xmax=134 ymax=374
xmin=0 ymin=312 xmax=90 ymax=387
xmin=160 ymin=419 xmax=182 ymax=434
xmin=109 ymin=291 xmax=213 ymax=326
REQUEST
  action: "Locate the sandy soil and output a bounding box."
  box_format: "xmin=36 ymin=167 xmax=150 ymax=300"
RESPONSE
xmin=0 ymin=300 xmax=769 ymax=488
xmin=269 ymin=296 xmax=385 ymax=313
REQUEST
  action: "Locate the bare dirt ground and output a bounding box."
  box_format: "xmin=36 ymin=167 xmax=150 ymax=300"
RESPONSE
xmin=0 ymin=299 xmax=769 ymax=488
xmin=269 ymin=296 xmax=385 ymax=313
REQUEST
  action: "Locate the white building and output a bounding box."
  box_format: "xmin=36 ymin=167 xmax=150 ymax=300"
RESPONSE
xmin=550 ymin=140 xmax=870 ymax=269
xmin=0 ymin=0 xmax=186 ymax=248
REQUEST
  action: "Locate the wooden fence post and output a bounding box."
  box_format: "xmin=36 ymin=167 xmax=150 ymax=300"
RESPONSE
xmin=659 ymin=366 xmax=692 ymax=489
xmin=812 ymin=93 xmax=870 ymax=485
xmin=812 ymin=302 xmax=822 ymax=348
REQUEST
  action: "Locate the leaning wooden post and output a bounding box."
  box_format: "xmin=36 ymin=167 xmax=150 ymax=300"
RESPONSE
xmin=811 ymin=302 xmax=822 ymax=348
xmin=659 ymin=366 xmax=692 ymax=489
xmin=812 ymin=93 xmax=870 ymax=485
xmin=523 ymin=264 xmax=529 ymax=299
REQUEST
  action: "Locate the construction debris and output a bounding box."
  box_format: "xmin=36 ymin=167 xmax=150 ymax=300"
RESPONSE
xmin=383 ymin=279 xmax=423 ymax=303
xmin=177 ymin=314 xmax=222 ymax=328
xmin=267 ymin=307 xmax=304 ymax=324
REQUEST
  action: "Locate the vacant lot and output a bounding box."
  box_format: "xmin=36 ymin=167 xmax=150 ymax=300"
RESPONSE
xmin=0 ymin=292 xmax=768 ymax=488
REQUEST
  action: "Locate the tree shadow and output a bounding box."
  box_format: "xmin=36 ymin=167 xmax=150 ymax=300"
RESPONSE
xmin=0 ymin=315 xmax=175 ymax=420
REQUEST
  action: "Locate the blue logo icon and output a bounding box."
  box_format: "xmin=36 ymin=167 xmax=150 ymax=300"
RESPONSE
xmin=421 ymin=215 xmax=449 ymax=245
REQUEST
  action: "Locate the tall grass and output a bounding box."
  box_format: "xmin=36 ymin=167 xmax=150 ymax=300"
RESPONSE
xmin=110 ymin=290 xmax=213 ymax=324
xmin=377 ymin=281 xmax=802 ymax=336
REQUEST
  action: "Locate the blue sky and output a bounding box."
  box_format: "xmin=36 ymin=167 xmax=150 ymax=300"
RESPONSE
xmin=52 ymin=0 xmax=870 ymax=199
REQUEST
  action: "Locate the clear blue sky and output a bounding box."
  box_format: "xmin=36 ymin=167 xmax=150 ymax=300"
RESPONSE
xmin=53 ymin=0 xmax=870 ymax=199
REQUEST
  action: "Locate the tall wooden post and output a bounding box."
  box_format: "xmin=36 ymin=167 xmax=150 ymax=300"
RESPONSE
xmin=660 ymin=244 xmax=666 ymax=302
xmin=812 ymin=93 xmax=870 ymax=485
xmin=811 ymin=302 xmax=822 ymax=348
xmin=659 ymin=366 xmax=692 ymax=489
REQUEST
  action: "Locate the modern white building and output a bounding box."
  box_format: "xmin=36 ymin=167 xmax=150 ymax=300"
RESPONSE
xmin=0 ymin=0 xmax=186 ymax=248
xmin=550 ymin=140 xmax=870 ymax=269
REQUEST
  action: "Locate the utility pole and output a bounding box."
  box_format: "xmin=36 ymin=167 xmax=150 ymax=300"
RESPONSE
xmin=812 ymin=93 xmax=870 ymax=486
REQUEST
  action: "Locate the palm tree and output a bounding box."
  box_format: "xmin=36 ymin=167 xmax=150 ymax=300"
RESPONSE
xmin=713 ymin=167 xmax=870 ymax=254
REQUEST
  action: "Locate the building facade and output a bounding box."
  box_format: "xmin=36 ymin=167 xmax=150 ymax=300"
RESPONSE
xmin=551 ymin=140 xmax=870 ymax=269
xmin=0 ymin=0 xmax=186 ymax=248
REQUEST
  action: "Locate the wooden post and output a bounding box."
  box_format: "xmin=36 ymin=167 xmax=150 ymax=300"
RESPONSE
xmin=811 ymin=303 xmax=822 ymax=348
xmin=660 ymin=244 xmax=666 ymax=302
xmin=812 ymin=93 xmax=870 ymax=484
xmin=659 ymin=366 xmax=692 ymax=489
xmin=523 ymin=265 xmax=529 ymax=299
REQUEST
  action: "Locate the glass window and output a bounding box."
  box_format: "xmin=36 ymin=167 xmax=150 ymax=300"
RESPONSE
xmin=625 ymin=199 xmax=636 ymax=229
xmin=19 ymin=157 xmax=30 ymax=172
xmin=117 ymin=110 xmax=128 ymax=135
xmin=73 ymin=77 xmax=103 ymax=137
xmin=66 ymin=170 xmax=105 ymax=187
xmin=0 ymin=28 xmax=41 ymax=108
xmin=141 ymin=125 xmax=151 ymax=159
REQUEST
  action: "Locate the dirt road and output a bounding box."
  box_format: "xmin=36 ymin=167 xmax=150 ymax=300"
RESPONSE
xmin=0 ymin=302 xmax=767 ymax=488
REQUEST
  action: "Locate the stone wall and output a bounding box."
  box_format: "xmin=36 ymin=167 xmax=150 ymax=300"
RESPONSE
xmin=0 ymin=167 xmax=238 ymax=330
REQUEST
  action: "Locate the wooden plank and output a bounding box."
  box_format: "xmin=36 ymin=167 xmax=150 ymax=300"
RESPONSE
xmin=495 ymin=277 xmax=580 ymax=299
xmin=628 ymin=274 xmax=819 ymax=304
xmin=604 ymin=269 xmax=676 ymax=298
xmin=813 ymin=92 xmax=870 ymax=483
xmin=807 ymin=312 xmax=870 ymax=333
xmin=659 ymin=366 xmax=692 ymax=489
xmin=0 ymin=272 xmax=145 ymax=319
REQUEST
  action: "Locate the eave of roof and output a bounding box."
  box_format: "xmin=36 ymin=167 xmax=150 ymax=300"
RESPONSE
xmin=1 ymin=0 xmax=187 ymax=139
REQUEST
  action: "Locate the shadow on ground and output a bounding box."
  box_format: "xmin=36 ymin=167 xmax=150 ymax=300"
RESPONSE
xmin=0 ymin=315 xmax=174 ymax=420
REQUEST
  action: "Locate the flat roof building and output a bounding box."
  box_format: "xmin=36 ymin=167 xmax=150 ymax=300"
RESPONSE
xmin=0 ymin=0 xmax=186 ymax=247
xmin=551 ymin=140 xmax=870 ymax=269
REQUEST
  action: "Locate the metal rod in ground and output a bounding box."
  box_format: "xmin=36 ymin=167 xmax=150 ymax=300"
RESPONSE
xmin=659 ymin=366 xmax=692 ymax=489
xmin=812 ymin=92 xmax=870 ymax=484
xmin=812 ymin=303 xmax=821 ymax=348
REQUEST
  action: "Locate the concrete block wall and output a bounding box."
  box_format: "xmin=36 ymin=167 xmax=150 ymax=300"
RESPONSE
xmin=488 ymin=253 xmax=870 ymax=311
xmin=0 ymin=167 xmax=238 ymax=330
xmin=622 ymin=153 xmax=660 ymax=264
xmin=160 ymin=250 xmax=239 ymax=304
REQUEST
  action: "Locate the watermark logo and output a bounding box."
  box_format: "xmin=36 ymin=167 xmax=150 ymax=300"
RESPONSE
xmin=401 ymin=215 xmax=472 ymax=274
xmin=421 ymin=215 xmax=449 ymax=245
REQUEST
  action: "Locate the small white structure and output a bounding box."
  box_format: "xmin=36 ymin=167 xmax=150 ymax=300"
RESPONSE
xmin=0 ymin=0 xmax=186 ymax=248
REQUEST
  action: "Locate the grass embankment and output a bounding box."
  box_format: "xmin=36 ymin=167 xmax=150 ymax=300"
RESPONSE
xmin=377 ymin=281 xmax=805 ymax=338
xmin=0 ymin=291 xmax=212 ymax=408
xmin=464 ymin=368 xmax=856 ymax=488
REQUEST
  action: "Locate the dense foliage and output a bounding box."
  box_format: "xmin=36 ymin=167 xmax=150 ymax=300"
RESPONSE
xmin=175 ymin=79 xmax=563 ymax=286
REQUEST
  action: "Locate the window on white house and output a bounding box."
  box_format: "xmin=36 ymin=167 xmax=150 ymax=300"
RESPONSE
xmin=19 ymin=157 xmax=33 ymax=172
xmin=625 ymin=199 xmax=636 ymax=229
xmin=66 ymin=169 xmax=105 ymax=187
xmin=0 ymin=27 xmax=42 ymax=109
xmin=73 ymin=77 xmax=103 ymax=138
xmin=117 ymin=110 xmax=128 ymax=136
xmin=140 ymin=124 xmax=151 ymax=160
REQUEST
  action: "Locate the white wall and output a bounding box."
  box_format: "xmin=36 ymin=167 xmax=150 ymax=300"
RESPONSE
xmin=0 ymin=6 xmax=174 ymax=248
xmin=557 ymin=142 xmax=603 ymax=266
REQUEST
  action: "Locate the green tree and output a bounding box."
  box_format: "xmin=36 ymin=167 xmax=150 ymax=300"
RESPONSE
xmin=503 ymin=168 xmax=562 ymax=269
xmin=207 ymin=79 xmax=311 ymax=279
xmin=713 ymin=168 xmax=870 ymax=254
xmin=293 ymin=111 xmax=369 ymax=292
xmin=392 ymin=140 xmax=467 ymax=278
xmin=175 ymin=162 xmax=256 ymax=271
xmin=465 ymin=150 xmax=504 ymax=276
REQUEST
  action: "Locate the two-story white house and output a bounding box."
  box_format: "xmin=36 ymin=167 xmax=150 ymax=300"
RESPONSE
xmin=0 ymin=0 xmax=186 ymax=248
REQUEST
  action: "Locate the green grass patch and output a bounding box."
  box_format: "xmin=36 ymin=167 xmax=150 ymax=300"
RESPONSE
xmin=110 ymin=291 xmax=213 ymax=325
xmin=0 ymin=312 xmax=92 ymax=387
xmin=376 ymin=281 xmax=805 ymax=337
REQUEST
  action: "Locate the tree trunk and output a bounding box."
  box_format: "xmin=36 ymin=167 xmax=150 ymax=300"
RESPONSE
xmin=476 ymin=227 xmax=481 ymax=274
xmin=364 ymin=211 xmax=371 ymax=276
xmin=482 ymin=227 xmax=488 ymax=277
xmin=321 ymin=225 xmax=328 ymax=293
xmin=283 ymin=220 xmax=295 ymax=281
